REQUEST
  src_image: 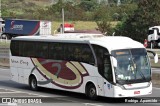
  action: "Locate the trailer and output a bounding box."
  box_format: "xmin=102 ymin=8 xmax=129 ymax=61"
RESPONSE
xmin=1 ymin=19 xmax=51 ymax=39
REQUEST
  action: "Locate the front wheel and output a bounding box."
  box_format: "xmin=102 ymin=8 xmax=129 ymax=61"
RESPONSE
xmin=86 ymin=84 xmax=97 ymax=100
xmin=29 ymin=76 xmax=38 ymax=91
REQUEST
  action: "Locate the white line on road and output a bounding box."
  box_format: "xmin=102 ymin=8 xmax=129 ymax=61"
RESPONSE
xmin=51 ymin=95 xmax=104 ymax=106
xmin=0 ymin=92 xmax=19 ymax=94
xmin=153 ymin=87 xmax=160 ymax=90
xmin=0 ymin=87 xmax=48 ymax=97
xmin=0 ymin=104 xmax=17 ymax=106
xmin=84 ymin=103 xmax=104 ymax=106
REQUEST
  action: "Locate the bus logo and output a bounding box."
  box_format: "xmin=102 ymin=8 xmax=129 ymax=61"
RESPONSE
xmin=31 ymin=58 xmax=89 ymax=89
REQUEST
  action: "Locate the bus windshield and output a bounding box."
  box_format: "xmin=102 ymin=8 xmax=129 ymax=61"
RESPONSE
xmin=111 ymin=48 xmax=151 ymax=85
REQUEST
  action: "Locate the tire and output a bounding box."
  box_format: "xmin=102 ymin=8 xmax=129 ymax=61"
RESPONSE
xmin=1 ymin=34 xmax=12 ymax=40
xmin=151 ymin=41 xmax=157 ymax=48
xmin=6 ymin=34 xmax=12 ymax=40
xmin=1 ymin=34 xmax=7 ymax=39
xmin=86 ymin=84 xmax=97 ymax=100
xmin=29 ymin=76 xmax=38 ymax=91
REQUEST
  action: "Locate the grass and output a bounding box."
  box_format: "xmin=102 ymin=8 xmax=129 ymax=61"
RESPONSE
xmin=52 ymin=21 xmax=119 ymax=34
xmin=150 ymin=59 xmax=160 ymax=68
xmin=0 ymin=41 xmax=10 ymax=48
xmin=26 ymin=0 xmax=52 ymax=6
xmin=52 ymin=21 xmax=98 ymax=34
xmin=147 ymin=48 xmax=160 ymax=68
xmin=155 ymin=51 xmax=160 ymax=55
xmin=29 ymin=1 xmax=51 ymax=6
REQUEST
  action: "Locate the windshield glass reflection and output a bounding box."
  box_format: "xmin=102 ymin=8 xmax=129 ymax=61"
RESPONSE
xmin=111 ymin=48 xmax=151 ymax=85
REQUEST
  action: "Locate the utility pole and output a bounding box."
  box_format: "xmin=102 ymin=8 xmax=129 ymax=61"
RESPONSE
xmin=117 ymin=0 xmax=121 ymax=6
xmin=0 ymin=0 xmax=1 ymax=17
xmin=106 ymin=0 xmax=109 ymax=5
xmin=97 ymin=0 xmax=100 ymax=4
xmin=62 ymin=8 xmax=64 ymax=34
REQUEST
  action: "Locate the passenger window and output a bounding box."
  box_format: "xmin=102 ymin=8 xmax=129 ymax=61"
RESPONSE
xmin=49 ymin=43 xmax=64 ymax=60
xmin=22 ymin=42 xmax=35 ymax=57
xmin=36 ymin=42 xmax=48 ymax=58
xmin=64 ymin=43 xmax=95 ymax=64
xmin=10 ymin=41 xmax=19 ymax=56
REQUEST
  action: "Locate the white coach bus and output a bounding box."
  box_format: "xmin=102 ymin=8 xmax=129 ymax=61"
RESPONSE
xmin=10 ymin=33 xmax=158 ymax=99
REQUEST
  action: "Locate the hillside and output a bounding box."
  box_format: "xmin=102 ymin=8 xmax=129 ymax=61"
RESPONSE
xmin=1 ymin=0 xmax=50 ymax=19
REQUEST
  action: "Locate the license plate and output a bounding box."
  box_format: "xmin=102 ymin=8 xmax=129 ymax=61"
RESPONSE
xmin=134 ymin=91 xmax=140 ymax=94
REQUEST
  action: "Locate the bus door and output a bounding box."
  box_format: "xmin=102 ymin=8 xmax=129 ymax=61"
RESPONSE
xmin=92 ymin=44 xmax=114 ymax=97
xmin=103 ymin=55 xmax=114 ymax=97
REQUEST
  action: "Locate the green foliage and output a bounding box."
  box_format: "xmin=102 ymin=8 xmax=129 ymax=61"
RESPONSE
xmin=93 ymin=2 xmax=137 ymax=36
xmin=1 ymin=0 xmax=138 ymax=21
xmin=78 ymin=0 xmax=97 ymax=11
xmin=96 ymin=20 xmax=113 ymax=35
xmin=1 ymin=0 xmax=138 ymax=36
xmin=115 ymin=0 xmax=160 ymax=42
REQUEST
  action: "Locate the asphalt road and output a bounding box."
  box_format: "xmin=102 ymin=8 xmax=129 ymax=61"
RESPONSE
xmin=0 ymin=68 xmax=160 ymax=106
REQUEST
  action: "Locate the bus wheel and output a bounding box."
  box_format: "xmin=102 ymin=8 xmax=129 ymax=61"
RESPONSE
xmin=86 ymin=84 xmax=97 ymax=100
xmin=29 ymin=76 xmax=38 ymax=91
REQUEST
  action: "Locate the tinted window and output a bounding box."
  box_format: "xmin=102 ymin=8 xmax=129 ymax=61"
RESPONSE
xmin=92 ymin=44 xmax=113 ymax=82
xmin=49 ymin=43 xmax=64 ymax=60
xmin=11 ymin=41 xmax=48 ymax=58
xmin=49 ymin=43 xmax=95 ymax=64
xmin=11 ymin=40 xmax=95 ymax=65
xmin=64 ymin=43 xmax=94 ymax=64
xmin=35 ymin=42 xmax=48 ymax=58
xmin=22 ymin=42 xmax=35 ymax=57
xmin=148 ymin=30 xmax=154 ymax=34
xmin=10 ymin=41 xmax=19 ymax=56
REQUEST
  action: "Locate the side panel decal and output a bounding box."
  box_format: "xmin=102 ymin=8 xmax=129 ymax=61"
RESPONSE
xmin=31 ymin=58 xmax=89 ymax=89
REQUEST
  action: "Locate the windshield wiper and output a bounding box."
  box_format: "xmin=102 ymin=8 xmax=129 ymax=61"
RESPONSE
xmin=129 ymin=55 xmax=146 ymax=81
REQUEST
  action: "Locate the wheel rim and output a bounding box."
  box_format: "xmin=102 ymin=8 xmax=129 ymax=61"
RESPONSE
xmin=89 ymin=88 xmax=96 ymax=97
xmin=31 ymin=78 xmax=37 ymax=89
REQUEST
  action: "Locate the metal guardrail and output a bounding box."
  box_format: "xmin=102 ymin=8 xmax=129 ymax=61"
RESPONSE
xmin=0 ymin=38 xmax=10 ymax=43
xmin=0 ymin=47 xmax=9 ymax=58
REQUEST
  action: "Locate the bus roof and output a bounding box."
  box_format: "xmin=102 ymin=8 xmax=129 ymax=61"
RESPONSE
xmin=12 ymin=33 xmax=144 ymax=52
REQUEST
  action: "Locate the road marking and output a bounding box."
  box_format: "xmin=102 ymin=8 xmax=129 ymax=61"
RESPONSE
xmin=84 ymin=103 xmax=104 ymax=106
xmin=0 ymin=87 xmax=48 ymax=97
xmin=55 ymin=98 xmax=104 ymax=106
xmin=153 ymin=87 xmax=160 ymax=90
xmin=0 ymin=92 xmax=19 ymax=94
xmin=50 ymin=96 xmax=104 ymax=106
xmin=0 ymin=68 xmax=9 ymax=70
xmin=54 ymin=97 xmax=80 ymax=103
xmin=152 ymin=68 xmax=160 ymax=70
xmin=0 ymin=104 xmax=17 ymax=106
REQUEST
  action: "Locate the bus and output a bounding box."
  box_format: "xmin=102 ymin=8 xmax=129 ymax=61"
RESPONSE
xmin=10 ymin=33 xmax=158 ymax=99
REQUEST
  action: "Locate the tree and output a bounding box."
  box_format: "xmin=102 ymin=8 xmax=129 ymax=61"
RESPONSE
xmin=94 ymin=5 xmax=113 ymax=35
xmin=96 ymin=20 xmax=113 ymax=35
xmin=115 ymin=0 xmax=160 ymax=42
xmin=78 ymin=0 xmax=97 ymax=11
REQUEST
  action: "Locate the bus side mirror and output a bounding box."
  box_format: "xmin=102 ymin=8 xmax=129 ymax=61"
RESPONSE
xmin=147 ymin=50 xmax=158 ymax=63
xmin=154 ymin=54 xmax=158 ymax=63
xmin=112 ymin=57 xmax=117 ymax=68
